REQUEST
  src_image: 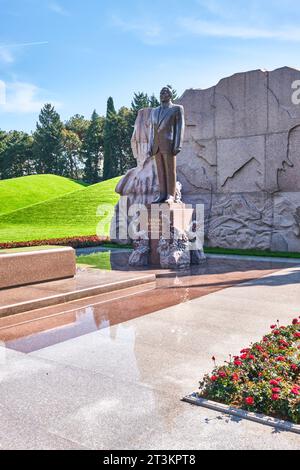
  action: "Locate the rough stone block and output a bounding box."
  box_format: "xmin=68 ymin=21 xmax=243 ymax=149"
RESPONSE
xmin=215 ymin=69 xmax=268 ymax=138
xmin=178 ymin=87 xmax=215 ymax=140
xmin=277 ymin=125 xmax=300 ymax=192
xmin=267 ymin=67 xmax=300 ymax=133
xmin=272 ymin=192 xmax=300 ymax=252
xmin=217 ymin=136 xmax=265 ymax=192
xmin=178 ymin=137 xmax=217 ymax=193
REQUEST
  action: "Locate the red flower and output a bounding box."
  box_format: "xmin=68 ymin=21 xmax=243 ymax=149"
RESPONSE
xmin=240 ymin=348 xmax=250 ymax=354
xmin=291 ymin=364 xmax=298 ymax=371
xmin=234 ymin=360 xmax=242 ymax=366
xmin=255 ymin=345 xmax=264 ymax=352
xmin=270 ymin=325 xmax=276 ymax=329
xmin=245 ymin=397 xmax=254 ymax=405
xmin=276 ymin=356 xmax=285 ymax=362
xmin=272 ymin=388 xmax=281 ymax=393
xmin=294 ymin=332 xmax=300 ymax=338
xmin=272 ymin=394 xmax=280 ymax=401
xmin=211 ymin=375 xmax=218 ymax=382
xmin=218 ymin=371 xmax=226 ymax=378
xmin=292 ymin=319 xmax=299 ymax=325
xmin=291 ymin=387 xmax=299 ymax=396
xmin=248 ymin=355 xmax=255 ymax=361
xmin=240 ymin=353 xmax=248 ymax=360
xmin=232 ymin=373 xmax=239 ymax=382
xmin=270 ymin=379 xmax=279 ymax=386
xmin=279 ymin=340 xmax=289 ymax=347
xmin=273 ymin=330 xmax=280 ymax=336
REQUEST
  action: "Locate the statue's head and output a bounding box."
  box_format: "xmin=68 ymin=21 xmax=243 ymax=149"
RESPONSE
xmin=160 ymin=86 xmax=172 ymax=104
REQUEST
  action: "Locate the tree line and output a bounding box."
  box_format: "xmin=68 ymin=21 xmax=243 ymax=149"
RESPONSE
xmin=0 ymin=86 xmax=177 ymax=184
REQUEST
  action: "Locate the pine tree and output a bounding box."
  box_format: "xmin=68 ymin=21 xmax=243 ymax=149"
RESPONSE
xmin=167 ymin=84 xmax=178 ymax=101
xmin=149 ymin=94 xmax=160 ymax=108
xmin=62 ymin=129 xmax=82 ymax=180
xmin=131 ymin=92 xmax=150 ymax=115
xmin=83 ymin=110 xmax=104 ymax=183
xmin=103 ymin=97 xmax=118 ymax=181
xmin=0 ymin=131 xmax=34 ymax=179
xmin=117 ymin=106 xmax=135 ymax=173
xmin=65 ymin=114 xmax=90 ymax=142
xmin=33 ymin=104 xmax=64 ymax=174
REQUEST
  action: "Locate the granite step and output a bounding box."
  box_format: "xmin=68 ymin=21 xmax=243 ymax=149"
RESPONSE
xmin=0 ymin=268 xmax=156 ymax=318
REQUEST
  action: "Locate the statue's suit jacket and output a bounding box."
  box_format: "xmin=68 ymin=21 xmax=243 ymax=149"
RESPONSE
xmin=149 ymin=104 xmax=185 ymax=156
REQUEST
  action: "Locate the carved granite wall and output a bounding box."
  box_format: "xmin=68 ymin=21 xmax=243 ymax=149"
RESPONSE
xmin=177 ymin=67 xmax=300 ymax=251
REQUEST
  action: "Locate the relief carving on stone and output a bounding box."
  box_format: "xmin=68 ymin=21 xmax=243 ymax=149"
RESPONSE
xmin=113 ymin=67 xmax=300 ymax=252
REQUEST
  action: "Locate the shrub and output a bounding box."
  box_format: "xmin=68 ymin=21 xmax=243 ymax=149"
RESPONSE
xmin=198 ymin=318 xmax=300 ymax=424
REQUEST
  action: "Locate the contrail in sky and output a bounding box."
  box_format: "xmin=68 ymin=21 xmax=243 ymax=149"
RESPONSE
xmin=0 ymin=42 xmax=49 ymax=49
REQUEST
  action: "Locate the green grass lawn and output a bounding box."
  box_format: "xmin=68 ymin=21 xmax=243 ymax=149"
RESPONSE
xmin=0 ymin=176 xmax=121 ymax=243
xmin=0 ymin=174 xmax=83 ymax=216
xmin=77 ymin=252 xmax=114 ymax=270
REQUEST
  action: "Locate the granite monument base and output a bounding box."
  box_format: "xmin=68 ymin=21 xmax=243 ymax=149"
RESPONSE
xmin=129 ymin=203 xmax=205 ymax=269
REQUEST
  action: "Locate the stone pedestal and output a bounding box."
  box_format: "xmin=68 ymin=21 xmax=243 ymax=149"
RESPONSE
xmin=148 ymin=203 xmax=193 ymax=266
xmin=129 ymin=202 xmax=205 ymax=269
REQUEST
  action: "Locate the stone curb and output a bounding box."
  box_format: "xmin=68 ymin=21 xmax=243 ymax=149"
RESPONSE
xmin=206 ymin=253 xmax=300 ymax=264
xmin=182 ymin=394 xmax=300 ymax=435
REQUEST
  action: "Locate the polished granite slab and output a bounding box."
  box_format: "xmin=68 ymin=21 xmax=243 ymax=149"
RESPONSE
xmin=0 ymin=267 xmax=156 ymax=317
xmin=0 ymin=256 xmax=295 ymax=353
xmin=1 ymin=264 xmax=300 ymax=449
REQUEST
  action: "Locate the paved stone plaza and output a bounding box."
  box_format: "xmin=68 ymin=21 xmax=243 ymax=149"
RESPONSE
xmin=0 ymin=254 xmax=299 ymax=450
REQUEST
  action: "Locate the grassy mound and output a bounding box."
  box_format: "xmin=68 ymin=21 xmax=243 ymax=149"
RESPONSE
xmin=0 ymin=174 xmax=83 ymax=215
xmin=0 ymin=176 xmax=121 ymax=243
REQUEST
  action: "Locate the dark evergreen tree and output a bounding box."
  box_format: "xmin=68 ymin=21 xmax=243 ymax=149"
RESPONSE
xmin=149 ymin=93 xmax=160 ymax=108
xmin=33 ymin=104 xmax=64 ymax=174
xmin=65 ymin=114 xmax=90 ymax=142
xmin=103 ymin=97 xmax=118 ymax=180
xmin=0 ymin=131 xmax=34 ymax=179
xmin=62 ymin=129 xmax=82 ymax=180
xmin=82 ymin=110 xmax=104 ymax=183
xmin=131 ymin=92 xmax=149 ymax=115
xmin=116 ymin=106 xmax=135 ymax=174
xmin=167 ymin=84 xmax=178 ymax=101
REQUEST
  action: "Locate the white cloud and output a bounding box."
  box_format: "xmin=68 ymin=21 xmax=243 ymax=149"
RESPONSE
xmin=0 ymin=42 xmax=49 ymax=64
xmin=48 ymin=2 xmax=69 ymax=16
xmin=0 ymin=82 xmax=61 ymax=114
xmin=178 ymin=17 xmax=300 ymax=41
xmin=111 ymin=15 xmax=165 ymax=45
xmin=0 ymin=48 xmax=14 ymax=64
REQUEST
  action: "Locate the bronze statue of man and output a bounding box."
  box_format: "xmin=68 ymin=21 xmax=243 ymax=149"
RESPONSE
xmin=148 ymin=87 xmax=185 ymax=203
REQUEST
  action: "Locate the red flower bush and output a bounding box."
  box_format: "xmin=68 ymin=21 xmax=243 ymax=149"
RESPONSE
xmin=198 ymin=319 xmax=300 ymax=424
xmin=245 ymin=397 xmax=254 ymax=405
xmin=0 ymin=235 xmax=110 ymax=250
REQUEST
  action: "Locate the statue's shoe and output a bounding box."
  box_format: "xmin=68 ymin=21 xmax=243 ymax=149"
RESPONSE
xmin=152 ymin=195 xmax=167 ymax=204
xmin=165 ymin=195 xmax=175 ymax=204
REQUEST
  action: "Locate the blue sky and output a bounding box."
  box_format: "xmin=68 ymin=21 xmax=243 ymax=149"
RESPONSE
xmin=1 ymin=0 xmax=300 ymax=132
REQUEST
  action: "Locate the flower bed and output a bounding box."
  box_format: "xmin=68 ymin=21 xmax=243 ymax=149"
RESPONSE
xmin=0 ymin=235 xmax=110 ymax=250
xmin=198 ymin=318 xmax=300 ymax=424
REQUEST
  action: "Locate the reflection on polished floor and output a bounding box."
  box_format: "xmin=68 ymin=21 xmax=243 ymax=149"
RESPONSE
xmin=0 ymin=252 xmax=294 ymax=353
xmin=1 ymin=259 xmax=300 ymax=449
